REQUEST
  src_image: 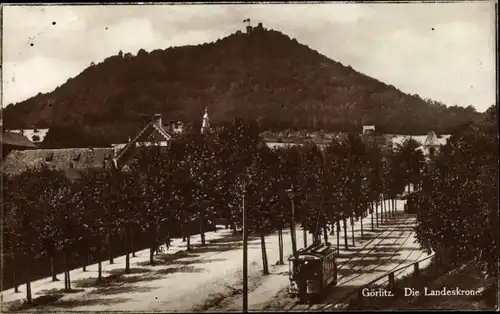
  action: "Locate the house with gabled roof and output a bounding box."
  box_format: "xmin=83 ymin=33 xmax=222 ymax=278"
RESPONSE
xmin=2 ymin=147 xmax=116 ymax=177
xmin=112 ymin=113 xmax=184 ymax=168
xmin=8 ymin=128 xmax=50 ymax=145
xmin=419 ymin=131 xmax=450 ymax=158
xmin=2 ymin=112 xmax=190 ymax=177
xmin=1 ymin=130 xmax=38 ymax=157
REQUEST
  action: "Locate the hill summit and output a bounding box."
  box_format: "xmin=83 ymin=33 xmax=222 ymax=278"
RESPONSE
xmin=3 ymin=23 xmax=481 ymax=146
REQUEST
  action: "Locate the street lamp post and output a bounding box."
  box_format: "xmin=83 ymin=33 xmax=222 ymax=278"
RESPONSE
xmin=242 ymin=185 xmax=248 ymax=313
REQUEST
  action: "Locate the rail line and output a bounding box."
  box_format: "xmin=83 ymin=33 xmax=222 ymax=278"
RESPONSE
xmin=318 ymin=233 xmax=423 ymax=310
xmin=319 ymin=222 xmax=422 ymax=311
xmin=284 ymin=213 xmax=416 ymax=311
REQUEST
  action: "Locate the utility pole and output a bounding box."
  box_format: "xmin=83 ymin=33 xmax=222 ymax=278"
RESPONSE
xmin=242 ymin=186 xmax=248 ymax=313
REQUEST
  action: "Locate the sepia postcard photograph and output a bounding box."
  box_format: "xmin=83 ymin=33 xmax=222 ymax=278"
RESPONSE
xmin=0 ymin=1 xmax=498 ymax=312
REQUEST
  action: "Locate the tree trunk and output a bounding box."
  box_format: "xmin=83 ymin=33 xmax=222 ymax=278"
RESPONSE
xmin=360 ymin=216 xmax=364 ymax=239
xmin=155 ymin=225 xmax=161 ymax=255
xmin=329 ymin=210 xmax=335 ymax=235
xmin=125 ymin=226 xmax=131 ymax=273
xmin=383 ymin=198 xmax=387 ymax=222
xmin=50 ymin=254 xmax=58 ymax=281
xmin=350 ymin=216 xmax=355 ymax=247
xmin=149 ymin=247 xmax=155 ymax=265
xmin=211 ymin=213 xmax=217 ymax=233
xmin=13 ymin=257 xmax=19 ymax=293
xmin=187 ymin=234 xmax=191 ymax=251
xmin=96 ymin=247 xmax=103 ymax=282
xmin=82 ymin=249 xmax=87 ymax=272
xmin=64 ymin=250 xmax=71 ymax=292
xmin=149 ymin=224 xmax=157 ymax=265
xmin=277 ymin=229 xmax=284 ymax=265
xmin=108 ymin=231 xmax=114 ymax=264
xmin=98 ymin=259 xmax=102 ymax=282
xmin=231 ymin=220 xmax=237 ymax=235
xmin=290 ymin=215 xmax=297 ymax=257
xmin=181 ymin=211 xmax=186 ymax=241
xmin=380 ymin=198 xmax=384 ymax=223
xmin=370 ymin=203 xmax=374 ymax=231
xmin=343 ymin=218 xmax=348 ymax=250
xmin=25 ymin=268 xmax=32 ymax=304
xmin=200 ymin=210 xmax=206 ymax=246
xmin=260 ymin=233 xmax=269 ymax=275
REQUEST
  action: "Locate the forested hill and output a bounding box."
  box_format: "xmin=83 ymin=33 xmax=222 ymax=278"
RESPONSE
xmin=3 ymin=25 xmax=482 ymax=146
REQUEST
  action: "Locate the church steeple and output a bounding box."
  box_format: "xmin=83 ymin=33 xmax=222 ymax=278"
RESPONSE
xmin=201 ymin=107 xmax=211 ymax=134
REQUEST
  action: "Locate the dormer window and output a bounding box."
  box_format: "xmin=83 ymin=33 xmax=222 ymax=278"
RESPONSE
xmin=45 ymin=152 xmax=54 ymax=162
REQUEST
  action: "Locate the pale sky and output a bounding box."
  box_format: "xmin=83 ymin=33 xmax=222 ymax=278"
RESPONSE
xmin=1 ymin=2 xmax=497 ymax=112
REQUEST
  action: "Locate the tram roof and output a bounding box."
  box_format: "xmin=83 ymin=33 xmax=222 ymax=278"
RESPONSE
xmin=290 ymin=243 xmax=338 ymax=260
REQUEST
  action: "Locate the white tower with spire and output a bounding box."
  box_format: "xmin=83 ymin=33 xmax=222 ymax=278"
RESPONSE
xmin=201 ymin=107 xmax=211 ymax=134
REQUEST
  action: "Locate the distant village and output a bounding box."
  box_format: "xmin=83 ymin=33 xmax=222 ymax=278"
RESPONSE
xmin=1 ymin=107 xmax=450 ymax=177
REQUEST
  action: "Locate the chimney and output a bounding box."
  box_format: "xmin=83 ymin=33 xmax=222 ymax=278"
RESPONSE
xmin=154 ymin=114 xmax=162 ymax=126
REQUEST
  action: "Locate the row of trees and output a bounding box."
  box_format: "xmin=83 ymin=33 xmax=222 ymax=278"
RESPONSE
xmin=414 ymin=105 xmax=498 ymax=276
xmin=4 ymin=118 xmax=425 ymax=304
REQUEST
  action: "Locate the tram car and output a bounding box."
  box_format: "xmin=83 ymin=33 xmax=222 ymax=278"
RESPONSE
xmin=288 ymin=242 xmax=338 ymax=303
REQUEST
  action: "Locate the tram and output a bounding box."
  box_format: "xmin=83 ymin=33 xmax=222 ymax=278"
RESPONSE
xmin=288 ymin=242 xmax=338 ymax=303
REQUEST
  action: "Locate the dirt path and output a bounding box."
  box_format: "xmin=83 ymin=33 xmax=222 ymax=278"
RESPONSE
xmin=3 ymin=201 xmax=421 ymax=313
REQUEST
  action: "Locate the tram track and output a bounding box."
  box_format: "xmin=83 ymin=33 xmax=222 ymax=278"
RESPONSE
xmin=317 ymin=225 xmax=423 ymax=311
xmin=286 ymin=213 xmax=415 ymax=311
xmin=335 ymin=215 xmax=416 ymax=286
xmin=318 ymin=229 xmax=420 ymax=311
xmin=283 ymin=213 xmax=416 ymax=312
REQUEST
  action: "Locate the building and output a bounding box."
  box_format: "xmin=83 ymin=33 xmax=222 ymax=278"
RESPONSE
xmin=420 ymin=131 xmax=451 ymax=158
xmin=391 ymin=131 xmax=451 ymax=160
xmin=112 ymin=113 xmax=180 ymax=168
xmin=2 ymin=147 xmax=115 ymax=177
xmin=360 ymin=125 xmax=393 ymax=153
xmin=9 ymin=128 xmax=49 ymax=145
xmin=362 ymin=125 xmax=376 ymax=135
xmin=1 ymin=130 xmax=38 ymax=157
xmin=3 ymin=110 xmax=208 ymax=176
xmin=201 ymin=107 xmax=211 ymax=134
xmin=2 ymin=113 xmax=179 ymax=176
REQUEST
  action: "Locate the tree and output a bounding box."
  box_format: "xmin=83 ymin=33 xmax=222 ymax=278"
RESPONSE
xmin=414 ymin=109 xmax=498 ymax=276
xmin=394 ymin=138 xmax=424 ymax=192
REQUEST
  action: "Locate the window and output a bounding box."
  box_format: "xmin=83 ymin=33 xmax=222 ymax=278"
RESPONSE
xmin=429 ymin=147 xmax=435 ymax=157
xmin=45 ymin=152 xmax=54 ymax=161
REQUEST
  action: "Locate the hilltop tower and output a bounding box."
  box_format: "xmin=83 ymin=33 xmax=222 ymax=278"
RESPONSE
xmin=201 ymin=107 xmax=211 ymax=134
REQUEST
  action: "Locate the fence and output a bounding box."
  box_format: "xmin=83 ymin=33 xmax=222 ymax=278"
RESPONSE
xmin=341 ymin=253 xmax=435 ymax=308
